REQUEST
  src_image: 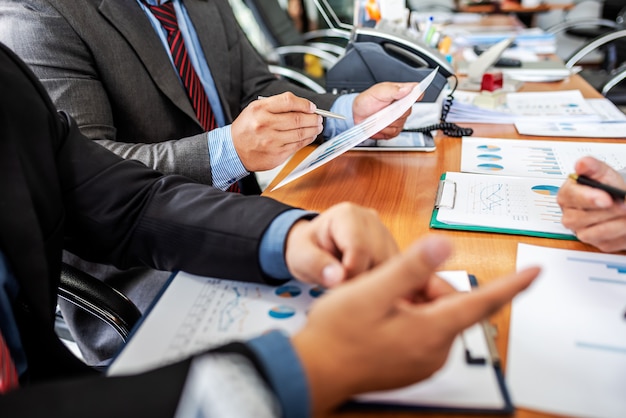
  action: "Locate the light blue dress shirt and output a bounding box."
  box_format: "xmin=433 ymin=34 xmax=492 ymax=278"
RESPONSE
xmin=139 ymin=0 xmax=356 ymax=190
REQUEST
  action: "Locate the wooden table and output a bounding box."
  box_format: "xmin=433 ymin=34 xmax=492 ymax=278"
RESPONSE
xmin=263 ymin=74 xmax=623 ymax=418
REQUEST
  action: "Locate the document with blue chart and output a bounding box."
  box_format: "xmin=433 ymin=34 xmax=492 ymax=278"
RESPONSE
xmin=430 ymin=137 xmax=626 ymax=239
xmin=509 ymin=244 xmax=626 ymax=418
xmin=431 ymin=172 xmax=575 ymax=239
xmin=271 ymin=68 xmax=439 ymax=191
xmin=460 ymin=137 xmax=626 ymax=178
xmin=108 ymin=271 xmax=513 ymax=413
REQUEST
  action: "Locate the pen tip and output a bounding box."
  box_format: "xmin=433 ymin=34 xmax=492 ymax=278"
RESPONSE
xmin=568 ymin=173 xmax=579 ymax=181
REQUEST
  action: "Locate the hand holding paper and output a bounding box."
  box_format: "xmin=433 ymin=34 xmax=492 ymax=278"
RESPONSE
xmin=271 ymin=68 xmax=440 ymax=190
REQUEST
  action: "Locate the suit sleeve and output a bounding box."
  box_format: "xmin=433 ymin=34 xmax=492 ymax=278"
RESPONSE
xmin=0 ymin=0 xmax=214 ymax=185
xmin=57 ymin=112 xmax=294 ymax=283
xmin=0 ymin=344 xmax=285 ymax=418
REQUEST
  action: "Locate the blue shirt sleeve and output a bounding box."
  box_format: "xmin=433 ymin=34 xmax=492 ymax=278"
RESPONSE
xmin=207 ymin=127 xmax=250 ymax=191
xmin=323 ymin=93 xmax=357 ymax=138
xmin=247 ymin=330 xmax=311 ymax=418
xmin=259 ymin=209 xmax=317 ymax=280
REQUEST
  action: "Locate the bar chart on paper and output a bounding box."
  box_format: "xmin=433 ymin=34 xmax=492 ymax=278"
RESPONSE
xmin=460 ymin=138 xmax=626 ymax=179
xmin=510 ymin=244 xmax=626 ymax=418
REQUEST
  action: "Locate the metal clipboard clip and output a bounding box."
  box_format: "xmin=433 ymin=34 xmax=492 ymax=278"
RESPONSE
xmin=461 ymin=321 xmax=501 ymax=367
xmin=435 ymin=178 xmax=457 ymax=210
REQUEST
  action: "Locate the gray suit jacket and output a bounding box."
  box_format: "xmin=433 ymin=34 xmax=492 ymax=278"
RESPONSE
xmin=0 ymin=0 xmax=336 ymax=188
xmin=0 ymin=0 xmax=331 ymax=363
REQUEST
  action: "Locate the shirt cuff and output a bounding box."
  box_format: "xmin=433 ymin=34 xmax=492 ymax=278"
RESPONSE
xmin=207 ymin=126 xmax=250 ymax=190
xmin=248 ymin=330 xmax=311 ymax=418
xmin=259 ymin=209 xmax=317 ymax=280
xmin=323 ymin=93 xmax=356 ymax=138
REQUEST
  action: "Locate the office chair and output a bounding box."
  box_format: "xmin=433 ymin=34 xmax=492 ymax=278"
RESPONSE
xmin=565 ymin=29 xmax=626 ymax=106
xmin=243 ymin=0 xmax=350 ymax=71
xmin=547 ymin=0 xmax=625 ymax=65
xmin=56 ymin=262 xmax=142 ymax=345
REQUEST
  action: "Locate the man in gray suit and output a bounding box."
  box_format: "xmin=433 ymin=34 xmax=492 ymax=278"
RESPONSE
xmin=0 ymin=0 xmax=414 ymax=364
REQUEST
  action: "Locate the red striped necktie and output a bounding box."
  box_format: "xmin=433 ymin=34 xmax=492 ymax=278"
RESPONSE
xmin=0 ymin=330 xmax=19 ymax=394
xmin=147 ymin=1 xmax=240 ymax=193
xmin=148 ymin=2 xmax=217 ymax=132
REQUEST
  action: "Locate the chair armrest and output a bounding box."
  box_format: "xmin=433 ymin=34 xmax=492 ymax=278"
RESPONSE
xmin=566 ymin=29 xmax=626 ymax=68
xmin=268 ymin=64 xmax=326 ymax=93
xmin=58 ymin=263 xmax=142 ymax=341
xmin=546 ymin=18 xmax=619 ymax=35
xmin=602 ymin=66 xmax=626 ymax=96
xmin=273 ymin=45 xmax=340 ymax=67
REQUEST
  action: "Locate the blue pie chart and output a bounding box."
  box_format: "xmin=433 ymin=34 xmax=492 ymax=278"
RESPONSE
xmin=275 ymin=285 xmax=301 ymax=298
xmin=269 ymin=305 xmax=296 ymax=319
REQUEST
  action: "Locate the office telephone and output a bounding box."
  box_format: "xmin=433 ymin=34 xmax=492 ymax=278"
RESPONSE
xmin=311 ymin=0 xmax=455 ymax=83
xmin=352 ymin=20 xmax=455 ymax=78
xmin=325 ymin=41 xmax=449 ymax=102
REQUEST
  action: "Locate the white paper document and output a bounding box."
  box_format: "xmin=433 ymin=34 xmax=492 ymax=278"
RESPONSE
xmin=510 ymin=244 xmax=626 ymax=418
xmin=515 ymin=120 xmax=626 ymax=138
xmin=108 ymin=271 xmax=510 ymax=412
xmin=448 ymin=90 xmax=602 ymax=124
xmin=270 ymin=68 xmax=438 ymax=190
xmin=460 ymin=137 xmax=626 ymax=178
xmin=434 ymin=171 xmax=574 ymax=238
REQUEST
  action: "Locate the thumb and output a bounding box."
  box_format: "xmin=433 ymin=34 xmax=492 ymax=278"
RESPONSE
xmin=576 ymin=156 xmax=612 ymax=181
xmin=351 ymin=235 xmax=453 ymax=307
xmin=392 ymin=83 xmax=416 ymax=100
xmin=295 ymin=242 xmax=347 ymax=288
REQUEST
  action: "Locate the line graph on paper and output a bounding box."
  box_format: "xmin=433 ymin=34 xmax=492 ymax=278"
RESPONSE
xmin=436 ymin=172 xmax=575 ymax=236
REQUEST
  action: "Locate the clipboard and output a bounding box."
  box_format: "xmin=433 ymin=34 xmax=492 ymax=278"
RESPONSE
xmin=107 ymin=270 xmax=514 ymax=414
xmin=430 ymin=172 xmax=577 ymax=240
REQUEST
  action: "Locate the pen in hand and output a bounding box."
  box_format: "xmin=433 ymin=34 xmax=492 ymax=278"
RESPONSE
xmin=568 ymin=173 xmax=626 ymax=202
xmin=257 ymin=96 xmax=346 ymax=120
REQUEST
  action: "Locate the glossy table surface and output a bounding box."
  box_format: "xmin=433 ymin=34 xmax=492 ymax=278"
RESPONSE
xmin=263 ymin=74 xmax=623 ymax=418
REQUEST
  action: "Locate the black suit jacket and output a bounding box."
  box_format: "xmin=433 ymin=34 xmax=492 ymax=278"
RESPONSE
xmin=0 ymin=43 xmax=291 ymax=415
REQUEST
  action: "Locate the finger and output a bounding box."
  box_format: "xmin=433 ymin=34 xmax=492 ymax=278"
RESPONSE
xmin=422 ymin=274 xmax=459 ymax=301
xmin=345 ymin=235 xmax=454 ymax=307
xmin=267 ymin=112 xmax=322 ymax=133
xmin=562 ymin=202 xmax=626 ymax=230
xmin=296 ymin=240 xmax=347 ymax=287
xmin=558 ymin=178 xmax=614 ymax=210
xmin=275 ymin=127 xmax=322 ymax=146
xmin=575 ymin=217 xmax=626 ymax=252
xmin=575 ymin=156 xmax=615 ymax=182
xmin=340 ymin=229 xmax=399 ymax=277
xmin=433 ymin=266 xmax=540 ymax=334
xmin=260 ymin=92 xmax=316 ymax=114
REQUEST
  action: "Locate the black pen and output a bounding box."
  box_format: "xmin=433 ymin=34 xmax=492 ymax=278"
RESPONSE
xmin=568 ymin=173 xmax=626 ymax=202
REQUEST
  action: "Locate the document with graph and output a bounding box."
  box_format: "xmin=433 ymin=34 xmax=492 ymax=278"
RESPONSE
xmin=270 ymin=68 xmax=439 ymax=191
xmin=509 ymin=244 xmax=626 ymax=418
xmin=459 ymin=137 xmax=626 ymax=178
xmin=430 ymin=171 xmax=575 ymax=239
xmin=108 ymin=271 xmax=514 ymax=414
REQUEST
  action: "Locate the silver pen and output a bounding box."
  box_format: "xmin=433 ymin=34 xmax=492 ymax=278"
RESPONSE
xmin=257 ymin=96 xmax=346 ymax=120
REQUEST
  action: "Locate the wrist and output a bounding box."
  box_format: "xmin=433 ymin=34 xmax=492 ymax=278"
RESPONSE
xmin=291 ymin=331 xmax=357 ymax=416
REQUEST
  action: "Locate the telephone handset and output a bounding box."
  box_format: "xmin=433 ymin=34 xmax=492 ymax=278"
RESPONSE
xmin=351 ymin=24 xmax=455 ymax=78
xmin=325 ymin=42 xmax=449 ymax=102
